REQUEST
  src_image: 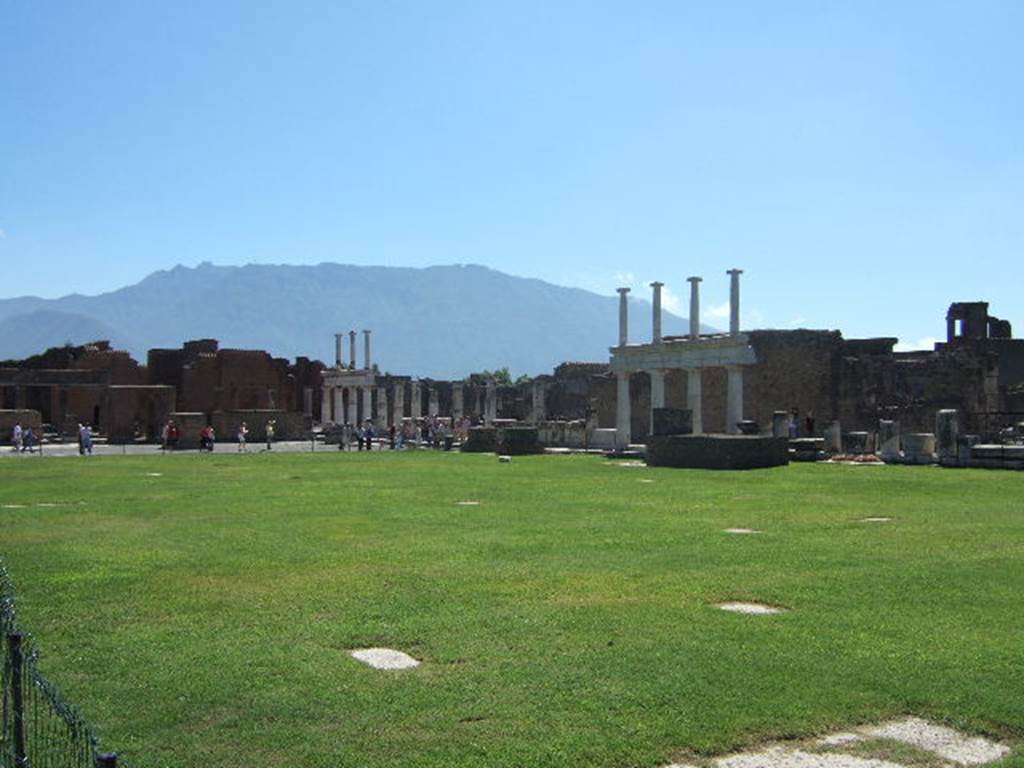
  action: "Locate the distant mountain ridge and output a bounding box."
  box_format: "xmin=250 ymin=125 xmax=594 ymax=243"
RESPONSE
xmin=0 ymin=263 xmax=709 ymax=379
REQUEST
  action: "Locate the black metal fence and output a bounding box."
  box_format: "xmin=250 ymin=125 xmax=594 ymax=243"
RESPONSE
xmin=1 ymin=565 xmax=124 ymax=768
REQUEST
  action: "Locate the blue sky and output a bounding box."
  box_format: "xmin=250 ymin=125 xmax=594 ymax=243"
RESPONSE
xmin=2 ymin=1 xmax=1021 ymax=349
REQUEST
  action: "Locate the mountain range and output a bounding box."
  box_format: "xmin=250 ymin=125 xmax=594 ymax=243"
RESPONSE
xmin=0 ymin=263 xmax=708 ymax=379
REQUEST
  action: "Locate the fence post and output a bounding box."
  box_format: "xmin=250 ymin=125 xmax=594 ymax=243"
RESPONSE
xmin=96 ymin=752 xmax=118 ymax=768
xmin=8 ymin=632 xmax=27 ymax=767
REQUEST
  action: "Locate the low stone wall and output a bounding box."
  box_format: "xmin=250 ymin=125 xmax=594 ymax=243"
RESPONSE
xmin=647 ymin=434 xmax=790 ymax=470
xmin=0 ymin=410 xmax=42 ymax=444
xmin=537 ymin=420 xmax=589 ymax=448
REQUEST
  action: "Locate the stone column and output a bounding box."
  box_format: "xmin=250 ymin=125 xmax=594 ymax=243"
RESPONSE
xmin=334 ymin=333 xmax=344 ymax=367
xmin=363 ymin=330 xmax=372 ymax=370
xmin=936 ymin=409 xmax=959 ymax=463
xmin=361 ymin=386 xmax=373 ymax=425
xmin=615 ymin=371 xmax=631 ymax=448
xmin=687 ymin=277 xmax=702 ymax=339
xmin=374 ymin=386 xmax=386 ymax=428
xmin=727 ymin=268 xmax=743 ymax=336
xmin=303 ymin=386 xmax=313 ymax=417
xmin=725 ymin=365 xmax=744 ymax=434
xmin=946 ymin=313 xmax=956 ymax=343
xmin=410 ymin=380 xmax=422 ymax=418
xmin=617 ymin=287 xmax=630 ymax=346
xmin=772 ymin=410 xmax=790 ymax=438
xmin=531 ymin=381 xmax=546 ymax=424
xmin=649 ymin=369 xmax=665 ymax=433
xmin=650 ymin=282 xmax=663 ymax=343
xmin=878 ymin=419 xmax=900 ymax=461
xmin=349 ymin=331 xmax=357 ymax=370
xmin=452 ymin=382 xmax=464 ymax=419
xmin=686 ymin=369 xmax=703 ymax=435
xmin=331 ymin=387 xmax=343 ymax=424
xmin=321 ymin=386 xmax=331 ymax=423
xmin=484 ymin=380 xmax=497 ymax=424
xmin=346 ymin=387 xmax=357 ymax=425
xmin=393 ymin=382 xmax=405 ymax=426
xmin=428 ymin=387 xmax=440 ymax=417
xmin=823 ymin=420 xmax=842 ymax=453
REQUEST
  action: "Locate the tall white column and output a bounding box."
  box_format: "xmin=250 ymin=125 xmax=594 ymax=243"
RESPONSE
xmin=617 ymin=287 xmax=630 ymax=346
xmin=393 ymin=383 xmax=405 ymax=426
xmin=321 ymin=386 xmax=331 ymax=423
xmin=531 ymin=381 xmax=546 ymax=424
xmin=687 ymin=276 xmax=702 ymax=339
xmin=687 ymin=369 xmax=703 ymax=434
xmin=332 ymin=387 xmax=344 ymax=424
xmin=410 ymin=380 xmax=422 ymax=418
xmin=334 ymin=333 xmax=344 ymax=367
xmin=649 ymin=369 xmax=665 ymax=434
xmin=361 ymin=386 xmax=373 ymax=425
xmin=650 ymin=282 xmax=663 ymax=343
xmin=348 ymin=331 xmax=357 ymax=370
xmin=363 ymin=330 xmax=372 ymax=370
xmin=452 ymin=382 xmax=464 ymax=419
xmin=615 ymin=371 xmax=632 ymax=448
xmin=346 ymin=387 xmax=357 ymax=425
xmin=726 ymin=365 xmax=744 ymax=434
xmin=727 ymin=269 xmax=743 ymax=336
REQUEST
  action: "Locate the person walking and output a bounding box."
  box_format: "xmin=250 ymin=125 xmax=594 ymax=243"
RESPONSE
xmin=22 ymin=426 xmax=36 ymax=453
xmin=237 ymin=421 xmax=248 ymax=452
xmin=265 ymin=420 xmax=275 ymax=451
xmin=82 ymin=424 xmax=93 ymax=455
xmin=12 ymin=422 xmax=23 ymax=453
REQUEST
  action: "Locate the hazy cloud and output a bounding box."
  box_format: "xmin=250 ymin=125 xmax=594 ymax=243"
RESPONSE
xmin=894 ymin=336 xmax=940 ymax=352
xmin=0 ymin=228 xmax=6 ymax=239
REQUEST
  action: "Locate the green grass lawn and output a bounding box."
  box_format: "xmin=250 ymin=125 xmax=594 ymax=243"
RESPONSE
xmin=1 ymin=452 xmax=1022 ymax=768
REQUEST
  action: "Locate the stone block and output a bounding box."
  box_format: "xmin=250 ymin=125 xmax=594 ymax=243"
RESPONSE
xmin=652 ymin=408 xmax=692 ymax=437
xmin=823 ymin=420 xmax=842 ymax=453
xmin=902 ymin=433 xmax=936 ymax=464
xmin=935 ymin=409 xmax=959 ymax=462
xmin=878 ymin=420 xmax=900 ymax=461
xmin=957 ymin=434 xmax=980 ymax=463
xmin=647 ymin=434 xmax=789 ymax=470
xmin=772 ymin=411 xmax=790 ymax=437
xmin=461 ymin=426 xmax=498 ymax=453
xmin=844 ymin=431 xmax=873 ymax=455
xmin=497 ymin=427 xmax=543 ymax=456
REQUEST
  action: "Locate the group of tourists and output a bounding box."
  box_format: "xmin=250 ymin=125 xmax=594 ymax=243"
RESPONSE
xmin=8 ymin=422 xmax=38 ymax=453
xmin=336 ymin=415 xmax=475 ymax=452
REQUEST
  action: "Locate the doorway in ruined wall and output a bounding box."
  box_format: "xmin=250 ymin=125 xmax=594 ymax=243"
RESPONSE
xmin=25 ymin=386 xmax=50 ymax=423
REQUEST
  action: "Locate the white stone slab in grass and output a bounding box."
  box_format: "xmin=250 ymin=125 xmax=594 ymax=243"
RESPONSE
xmin=145 ymin=472 xmax=163 ymax=477
xmin=724 ymin=528 xmax=761 ymax=534
xmin=717 ymin=602 xmax=784 ymax=615
xmin=456 ymin=500 xmax=480 ymax=506
xmin=638 ymin=478 xmax=655 ymax=484
xmin=2 ymin=504 xmax=26 ymax=509
xmin=619 ymin=460 xmax=646 ymax=467
xmin=862 ymin=717 xmax=1010 ymax=765
xmin=717 ymin=746 xmax=902 ymax=768
xmin=859 ymin=516 xmax=892 ymax=523
xmin=351 ymin=648 xmax=420 ymax=670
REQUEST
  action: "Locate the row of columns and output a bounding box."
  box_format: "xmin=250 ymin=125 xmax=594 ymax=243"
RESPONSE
xmin=333 ymin=330 xmax=373 ymax=370
xmin=320 ymin=380 xmax=498 ymax=426
xmin=615 ymin=270 xmax=746 ymax=448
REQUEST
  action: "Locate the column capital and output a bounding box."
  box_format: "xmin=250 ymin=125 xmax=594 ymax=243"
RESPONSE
xmin=726 ymin=268 xmax=744 ymax=276
xmin=616 ymin=286 xmax=631 ymax=295
xmin=649 ymin=280 xmax=664 ymax=288
xmin=687 ymin=275 xmax=702 ymax=283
